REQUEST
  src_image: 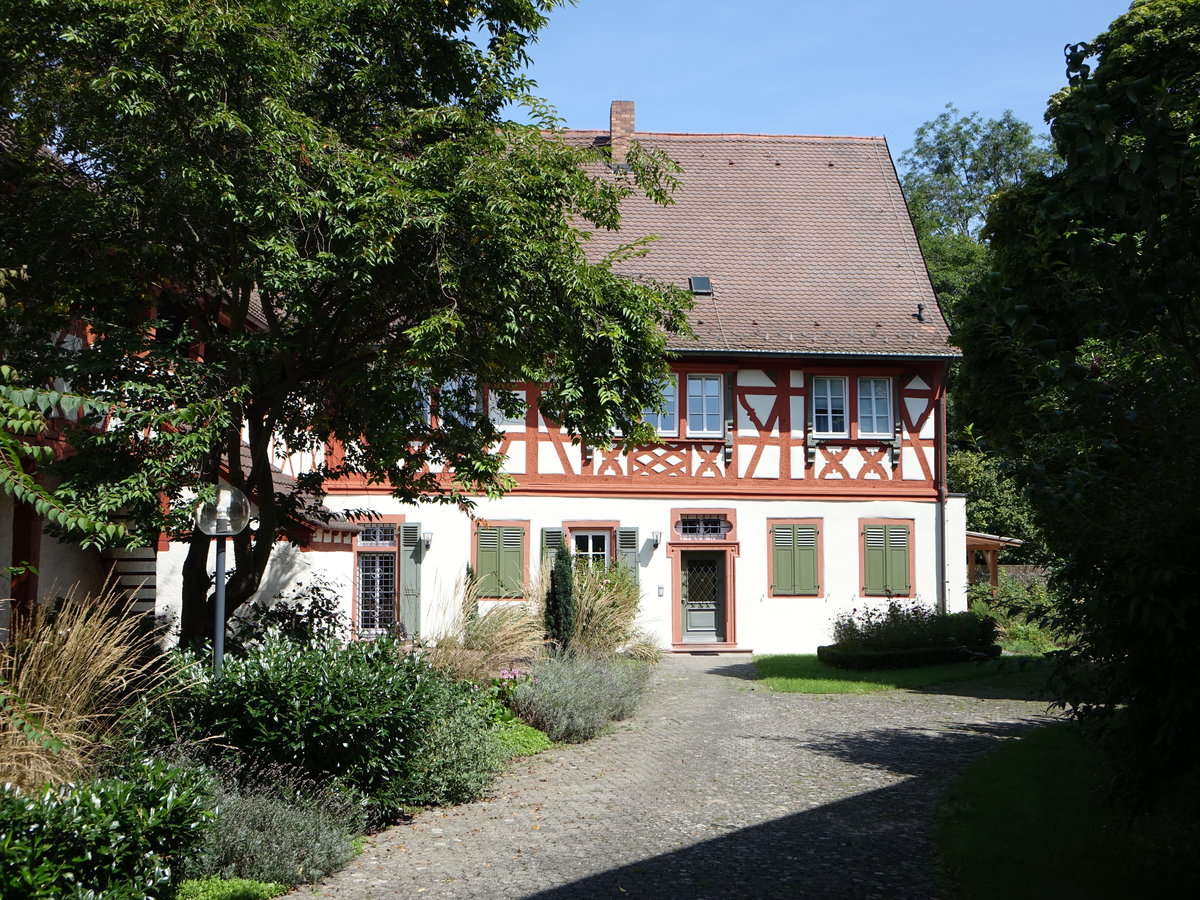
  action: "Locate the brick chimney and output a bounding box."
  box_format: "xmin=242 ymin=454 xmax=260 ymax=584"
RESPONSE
xmin=610 ymin=100 xmax=635 ymax=168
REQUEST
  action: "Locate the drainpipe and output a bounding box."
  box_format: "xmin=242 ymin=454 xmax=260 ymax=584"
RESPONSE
xmin=935 ymin=378 xmax=948 ymax=614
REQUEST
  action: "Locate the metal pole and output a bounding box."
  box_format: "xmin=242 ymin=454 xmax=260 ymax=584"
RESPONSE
xmin=214 ymin=534 xmax=226 ymax=675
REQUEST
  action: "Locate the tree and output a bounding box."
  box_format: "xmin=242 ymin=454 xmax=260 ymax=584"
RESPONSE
xmin=0 ymin=0 xmax=691 ymax=641
xmin=899 ymin=106 xmax=1057 ymax=326
xmin=953 ymin=0 xmax=1200 ymax=799
xmin=544 ymin=542 xmax=576 ymax=652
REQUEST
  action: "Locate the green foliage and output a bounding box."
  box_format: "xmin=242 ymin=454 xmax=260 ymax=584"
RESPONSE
xmin=570 ymin=561 xmax=650 ymax=656
xmin=145 ymin=635 xmax=501 ymax=820
xmin=176 ymin=878 xmax=288 ymax=900
xmin=0 ymin=0 xmax=692 ymax=626
xmin=947 ymin=449 xmax=1053 ymax=565
xmin=953 ymin=0 xmax=1200 ymax=798
xmin=0 ymin=757 xmax=213 ymax=899
xmin=493 ymin=721 xmax=552 ymax=757
xmin=968 ymin=575 xmax=1064 ymax=655
xmin=508 ymin=655 xmax=652 ymax=743
xmin=935 ymin=722 xmax=1200 ymax=897
xmin=900 ymin=104 xmax=1058 ymax=240
xmin=754 ymin=654 xmax=1050 ymax=695
xmin=227 ymin=577 xmax=349 ymax=652
xmin=831 ymin=600 xmax=996 ymax=652
xmin=177 ymin=758 xmax=365 ymax=886
xmin=544 ymin=543 xmax=576 ymax=651
xmin=816 ymin=643 xmax=1000 ymax=671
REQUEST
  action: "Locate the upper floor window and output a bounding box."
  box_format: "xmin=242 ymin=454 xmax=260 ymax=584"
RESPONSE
xmin=811 ymin=376 xmax=847 ymax=437
xmin=686 ymin=374 xmax=723 ymax=437
xmin=487 ymin=386 xmax=527 ymax=430
xmin=858 ymin=377 xmax=893 ymax=437
xmin=642 ymin=377 xmax=678 ymax=436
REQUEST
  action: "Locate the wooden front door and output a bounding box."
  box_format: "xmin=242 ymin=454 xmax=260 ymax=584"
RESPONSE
xmin=681 ymin=551 xmax=725 ymax=642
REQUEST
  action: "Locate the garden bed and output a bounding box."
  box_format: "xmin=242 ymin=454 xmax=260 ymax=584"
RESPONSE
xmin=816 ymin=642 xmax=1001 ymax=670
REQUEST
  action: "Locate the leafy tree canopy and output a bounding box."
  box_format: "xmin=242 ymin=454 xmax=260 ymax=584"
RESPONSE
xmin=953 ymin=0 xmax=1200 ymax=799
xmin=0 ymin=0 xmax=692 ymax=634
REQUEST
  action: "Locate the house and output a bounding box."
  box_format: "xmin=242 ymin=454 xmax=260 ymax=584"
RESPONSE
xmin=209 ymin=100 xmax=964 ymax=655
xmin=6 ymin=101 xmax=963 ymax=654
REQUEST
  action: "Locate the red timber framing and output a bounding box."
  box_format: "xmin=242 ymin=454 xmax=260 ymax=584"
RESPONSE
xmin=323 ymin=359 xmax=949 ymax=502
xmin=664 ymin=508 xmax=743 ymax=651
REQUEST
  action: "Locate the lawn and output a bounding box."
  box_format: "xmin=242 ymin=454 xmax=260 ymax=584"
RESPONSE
xmin=752 ymin=653 xmax=1049 ymax=694
xmin=935 ymin=721 xmax=1200 ymax=898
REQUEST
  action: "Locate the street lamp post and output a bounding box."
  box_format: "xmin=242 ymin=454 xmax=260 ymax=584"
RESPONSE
xmin=194 ymin=486 xmax=250 ymax=675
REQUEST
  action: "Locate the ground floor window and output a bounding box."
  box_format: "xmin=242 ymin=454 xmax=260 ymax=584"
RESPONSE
xmin=770 ymin=521 xmax=821 ymax=596
xmin=572 ymin=530 xmax=609 ymax=565
xmin=476 ymin=524 xmax=526 ymax=597
xmin=862 ymin=521 xmax=912 ymax=596
xmin=357 ymin=523 xmax=397 ymax=632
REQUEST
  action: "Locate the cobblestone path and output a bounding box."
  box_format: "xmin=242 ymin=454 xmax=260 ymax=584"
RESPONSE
xmin=309 ymin=656 xmax=1054 ymax=899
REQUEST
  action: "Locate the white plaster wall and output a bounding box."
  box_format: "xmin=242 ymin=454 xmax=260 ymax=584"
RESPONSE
xmin=38 ymin=535 xmax=106 ymax=601
xmin=945 ymin=493 xmax=969 ymax=612
xmin=156 ymin=539 xmax=355 ymax=639
xmin=323 ymin=493 xmax=965 ymax=655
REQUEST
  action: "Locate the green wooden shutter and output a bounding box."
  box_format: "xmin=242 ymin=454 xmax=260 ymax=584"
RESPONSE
xmin=399 ymin=523 xmax=422 ymax=636
xmin=541 ymin=527 xmax=563 ymax=564
xmin=476 ymin=526 xmax=501 ymax=596
xmin=886 ymin=525 xmax=910 ymax=593
xmin=793 ymin=525 xmax=818 ymax=594
xmin=499 ymin=526 xmax=524 ymax=595
xmin=772 ymin=525 xmax=796 ymax=594
xmin=616 ymin=527 xmax=639 ymax=583
xmin=772 ymin=525 xmax=819 ymax=595
xmin=863 ymin=525 xmax=888 ymax=594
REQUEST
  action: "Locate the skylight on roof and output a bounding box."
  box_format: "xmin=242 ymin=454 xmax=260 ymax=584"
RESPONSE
xmin=688 ymin=276 xmax=712 ymax=295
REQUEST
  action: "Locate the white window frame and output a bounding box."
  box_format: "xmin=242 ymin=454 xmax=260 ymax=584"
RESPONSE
xmin=811 ymin=376 xmax=848 ymax=438
xmin=857 ymin=377 xmax=893 ymax=437
xmin=572 ymin=530 xmax=610 ymax=565
xmin=685 ymin=374 xmax=724 ymax=438
xmin=642 ymin=376 xmax=679 ymax=437
xmin=487 ymin=386 xmax=527 ymax=431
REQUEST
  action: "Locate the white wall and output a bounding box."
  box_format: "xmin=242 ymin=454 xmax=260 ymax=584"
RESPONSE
xmin=324 ymin=494 xmax=964 ymax=655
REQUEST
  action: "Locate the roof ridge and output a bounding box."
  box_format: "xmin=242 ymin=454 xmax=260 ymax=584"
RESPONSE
xmin=557 ymin=130 xmax=886 ymax=142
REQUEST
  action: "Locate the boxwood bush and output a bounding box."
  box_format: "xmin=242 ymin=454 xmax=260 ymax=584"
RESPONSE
xmin=832 ymin=600 xmax=997 ymax=651
xmin=0 ymin=756 xmax=212 ymax=899
xmin=148 ymin=634 xmax=503 ymax=821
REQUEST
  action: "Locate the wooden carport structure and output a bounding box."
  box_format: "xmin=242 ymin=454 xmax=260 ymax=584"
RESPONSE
xmin=966 ymin=531 xmax=1025 ymax=597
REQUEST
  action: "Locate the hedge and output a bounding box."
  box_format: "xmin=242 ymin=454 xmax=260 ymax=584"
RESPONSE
xmin=816 ymin=643 xmax=1002 ymax=670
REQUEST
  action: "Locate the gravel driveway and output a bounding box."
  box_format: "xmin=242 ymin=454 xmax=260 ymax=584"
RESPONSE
xmin=309 ymin=655 xmax=1055 ymax=899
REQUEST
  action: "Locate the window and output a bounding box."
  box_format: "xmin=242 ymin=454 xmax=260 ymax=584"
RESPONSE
xmin=357 ymin=524 xmax=397 ymax=632
xmin=487 ymin=386 xmax=526 ymax=430
xmin=573 ymin=530 xmax=608 ymax=565
xmin=862 ymin=522 xmax=912 ymax=596
xmin=675 ymin=515 xmax=732 ymax=540
xmin=438 ymin=376 xmax=479 ymax=426
xmin=770 ymin=522 xmax=820 ymax=596
xmin=686 ymin=374 xmax=724 ymax=437
xmin=642 ymin=377 xmax=678 ymax=436
xmin=858 ymin=377 xmax=892 ymax=437
xmin=811 ymin=376 xmax=847 ymax=437
xmin=356 ymin=522 xmax=423 ymax=634
xmin=475 ymin=524 xmax=525 ymax=597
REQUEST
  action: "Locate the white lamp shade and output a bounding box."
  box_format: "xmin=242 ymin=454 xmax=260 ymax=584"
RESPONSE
xmin=194 ymin=486 xmax=251 ymax=536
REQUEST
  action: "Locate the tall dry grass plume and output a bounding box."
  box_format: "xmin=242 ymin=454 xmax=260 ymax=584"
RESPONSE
xmin=1 ymin=583 xmax=166 ymax=790
xmin=423 ymin=572 xmax=546 ymax=683
xmin=571 ymin=564 xmax=661 ymax=661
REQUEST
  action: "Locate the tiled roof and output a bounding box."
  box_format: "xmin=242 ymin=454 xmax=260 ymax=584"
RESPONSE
xmin=567 ymin=131 xmax=956 ymax=358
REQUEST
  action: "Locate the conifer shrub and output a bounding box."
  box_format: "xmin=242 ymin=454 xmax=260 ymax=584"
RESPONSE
xmin=544 ymin=543 xmax=576 ymax=652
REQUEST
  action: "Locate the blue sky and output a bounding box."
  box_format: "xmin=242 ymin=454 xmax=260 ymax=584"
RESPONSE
xmin=516 ymin=1 xmax=1134 ymax=157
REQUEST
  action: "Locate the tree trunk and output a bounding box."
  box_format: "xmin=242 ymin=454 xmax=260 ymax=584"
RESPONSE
xmin=178 ymin=528 xmax=213 ymax=647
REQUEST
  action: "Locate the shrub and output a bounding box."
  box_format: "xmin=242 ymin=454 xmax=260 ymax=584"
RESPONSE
xmin=494 ymin=721 xmax=552 ymax=757
xmin=968 ymin=575 xmax=1064 ymax=654
xmin=544 ymin=543 xmax=576 ymax=651
xmin=816 ymin=642 xmax=1002 ymax=670
xmin=832 ymin=600 xmax=996 ymax=652
xmin=227 ymin=577 xmax=349 ymax=652
xmin=176 ymin=878 xmax=287 ymax=900
xmin=175 ymin=757 xmax=365 ymax=886
xmin=1 ymin=586 xmax=167 ymax=790
xmin=508 ymin=655 xmax=653 ymax=743
xmin=0 ymin=756 xmax=212 ymax=899
xmin=148 ymin=634 xmax=501 ymax=820
xmin=425 ymin=578 xmax=545 ymax=684
xmin=571 ymin=563 xmax=652 ymax=657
